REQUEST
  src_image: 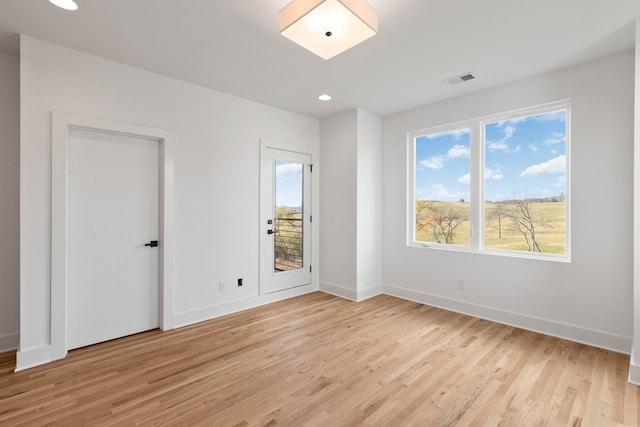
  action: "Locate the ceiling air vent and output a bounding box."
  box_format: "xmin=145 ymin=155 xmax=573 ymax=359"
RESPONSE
xmin=444 ymin=72 xmax=475 ymax=86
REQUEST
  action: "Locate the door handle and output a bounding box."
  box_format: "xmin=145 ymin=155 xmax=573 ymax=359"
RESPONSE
xmin=267 ymin=230 xmax=274 ymax=235
xmin=145 ymin=240 xmax=158 ymax=247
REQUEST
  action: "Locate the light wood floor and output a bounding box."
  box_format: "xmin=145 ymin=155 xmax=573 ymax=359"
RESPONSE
xmin=1 ymin=292 xmax=638 ymax=426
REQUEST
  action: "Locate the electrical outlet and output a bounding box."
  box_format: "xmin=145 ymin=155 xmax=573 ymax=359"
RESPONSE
xmin=219 ymin=281 xmax=226 ymax=292
xmin=237 ymin=278 xmax=243 ymax=287
xmin=457 ymin=279 xmax=465 ymax=290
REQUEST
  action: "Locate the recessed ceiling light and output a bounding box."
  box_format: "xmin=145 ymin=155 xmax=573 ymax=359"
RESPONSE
xmin=48 ymin=0 xmax=78 ymax=11
xmin=318 ymin=94 xmax=332 ymax=101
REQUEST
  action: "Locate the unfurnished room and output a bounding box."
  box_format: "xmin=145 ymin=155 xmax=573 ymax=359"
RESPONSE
xmin=2 ymin=0 xmax=640 ymax=425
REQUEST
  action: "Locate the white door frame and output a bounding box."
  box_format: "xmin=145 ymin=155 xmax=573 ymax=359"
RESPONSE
xmin=259 ymin=139 xmax=319 ymax=295
xmin=51 ymin=112 xmax=174 ymax=361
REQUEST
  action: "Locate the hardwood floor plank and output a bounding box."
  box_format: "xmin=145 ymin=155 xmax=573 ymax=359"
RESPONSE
xmin=0 ymin=292 xmax=638 ymax=426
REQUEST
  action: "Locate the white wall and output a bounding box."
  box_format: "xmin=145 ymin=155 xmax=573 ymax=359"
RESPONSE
xmin=319 ymin=109 xmax=382 ymax=301
xmin=0 ymin=51 xmax=20 ymax=352
xmin=319 ymin=110 xmax=358 ymax=296
xmin=19 ymin=36 xmax=320 ymax=369
xmin=382 ymin=51 xmax=634 ymax=353
xmin=356 ymin=110 xmax=382 ymax=298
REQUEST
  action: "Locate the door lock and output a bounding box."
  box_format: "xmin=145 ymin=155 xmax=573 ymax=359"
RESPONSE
xmin=145 ymin=240 xmax=158 ymax=247
xmin=267 ymin=230 xmax=274 ymax=235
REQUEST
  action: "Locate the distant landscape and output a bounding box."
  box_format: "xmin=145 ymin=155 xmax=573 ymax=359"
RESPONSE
xmin=415 ymin=199 xmax=566 ymax=254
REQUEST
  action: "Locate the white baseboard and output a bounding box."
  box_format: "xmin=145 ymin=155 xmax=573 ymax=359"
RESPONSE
xmin=0 ymin=332 xmax=19 ymax=353
xmin=319 ymin=281 xmax=382 ymax=302
xmin=383 ymin=283 xmax=631 ymax=355
xmin=629 ymin=349 xmax=640 ymax=385
xmin=15 ymin=345 xmax=54 ymax=372
xmin=320 ymin=281 xmax=357 ymax=301
xmin=173 ymin=283 xmax=318 ymax=328
xmin=357 ymin=284 xmax=382 ymax=301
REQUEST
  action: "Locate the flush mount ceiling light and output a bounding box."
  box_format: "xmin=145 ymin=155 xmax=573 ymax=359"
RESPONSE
xmin=279 ymin=0 xmax=378 ymax=60
xmin=318 ymin=94 xmax=332 ymax=101
xmin=48 ymin=0 xmax=78 ymax=11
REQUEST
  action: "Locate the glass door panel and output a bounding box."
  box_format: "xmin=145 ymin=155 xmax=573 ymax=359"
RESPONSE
xmin=274 ymin=160 xmax=304 ymax=272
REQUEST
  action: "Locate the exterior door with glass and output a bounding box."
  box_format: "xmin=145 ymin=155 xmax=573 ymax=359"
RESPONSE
xmin=261 ymin=146 xmax=312 ymax=293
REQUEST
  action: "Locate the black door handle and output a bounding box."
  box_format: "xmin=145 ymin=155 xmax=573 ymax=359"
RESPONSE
xmin=267 ymin=230 xmax=274 ymax=235
xmin=145 ymin=240 xmax=158 ymax=247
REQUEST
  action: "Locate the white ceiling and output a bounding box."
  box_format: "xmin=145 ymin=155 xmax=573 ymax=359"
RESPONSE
xmin=0 ymin=0 xmax=639 ymax=119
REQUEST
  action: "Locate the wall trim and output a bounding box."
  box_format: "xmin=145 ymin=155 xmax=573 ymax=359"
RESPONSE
xmin=0 ymin=333 xmax=19 ymax=353
xmin=357 ymin=284 xmax=383 ymax=301
xmin=630 ymin=349 xmax=640 ymax=385
xmin=319 ymin=281 xmax=382 ymax=302
xmin=18 ymin=111 xmax=176 ymax=371
xmin=320 ymin=281 xmax=357 ymax=301
xmin=15 ymin=345 xmax=52 ymax=372
xmin=383 ymin=283 xmax=631 ymax=355
xmin=259 ymin=140 xmax=317 ymax=295
xmin=173 ymin=284 xmax=317 ymax=328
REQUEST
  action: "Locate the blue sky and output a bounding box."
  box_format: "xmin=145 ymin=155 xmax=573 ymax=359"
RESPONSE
xmin=415 ymin=110 xmax=567 ymax=202
xmin=275 ymin=160 xmax=303 ymax=208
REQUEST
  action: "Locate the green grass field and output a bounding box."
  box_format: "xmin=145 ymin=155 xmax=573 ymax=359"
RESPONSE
xmin=415 ymin=200 xmax=566 ymax=254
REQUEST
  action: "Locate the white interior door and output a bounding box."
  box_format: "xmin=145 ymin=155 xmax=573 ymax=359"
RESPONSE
xmin=67 ymin=128 xmax=160 ymax=350
xmin=261 ymin=147 xmax=312 ymax=293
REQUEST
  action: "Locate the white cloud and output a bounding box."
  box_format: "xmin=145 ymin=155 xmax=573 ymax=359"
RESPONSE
xmin=423 ymin=184 xmax=467 ymax=200
xmin=553 ymin=176 xmax=566 ymax=188
xmin=544 ymin=132 xmax=565 ymax=146
xmin=487 ymin=124 xmax=519 ymax=152
xmin=519 ymin=155 xmax=566 ymax=177
xmin=485 ymin=168 xmax=503 ymax=180
xmin=488 ymin=142 xmax=509 ymax=151
xmin=420 ymin=155 xmax=445 ymax=169
xmin=488 ymin=141 xmax=520 ymax=152
xmin=488 ymin=142 xmax=519 ymax=152
xmin=448 ymin=144 xmax=470 ymax=158
xmin=419 ymin=143 xmax=469 ymax=169
xmin=458 ymin=168 xmax=502 ymax=184
xmin=496 ymin=117 xmax=527 ymax=127
xmin=529 ymin=144 xmax=538 ymax=152
xmin=503 ymin=125 xmax=516 ymax=139
xmin=450 ymin=129 xmax=470 ymax=139
xmin=275 ymin=163 xmax=302 ymax=176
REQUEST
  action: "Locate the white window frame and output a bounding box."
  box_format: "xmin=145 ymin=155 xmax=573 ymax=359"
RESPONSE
xmin=407 ymin=100 xmax=571 ymax=262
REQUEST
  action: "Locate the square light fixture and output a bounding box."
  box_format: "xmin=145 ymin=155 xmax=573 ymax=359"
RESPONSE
xmin=48 ymin=0 xmax=78 ymax=10
xmin=279 ymin=0 xmax=378 ymax=60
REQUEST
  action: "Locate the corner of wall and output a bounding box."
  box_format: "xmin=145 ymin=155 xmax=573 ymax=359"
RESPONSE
xmin=0 ymin=333 xmax=19 ymax=353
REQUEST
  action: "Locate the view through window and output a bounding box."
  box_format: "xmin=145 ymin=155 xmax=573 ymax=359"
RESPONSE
xmin=410 ymin=101 xmax=569 ymax=259
xmin=274 ymin=160 xmax=304 ymax=271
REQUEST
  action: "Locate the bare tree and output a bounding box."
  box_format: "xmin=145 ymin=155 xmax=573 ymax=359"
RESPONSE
xmin=503 ymin=197 xmax=550 ymax=252
xmin=416 ymin=200 xmax=466 ymax=244
xmin=487 ymin=203 xmax=506 ymax=239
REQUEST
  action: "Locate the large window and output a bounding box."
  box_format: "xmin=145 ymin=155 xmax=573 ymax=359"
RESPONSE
xmin=414 ymin=128 xmax=471 ymax=246
xmin=409 ymin=101 xmax=570 ymax=260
